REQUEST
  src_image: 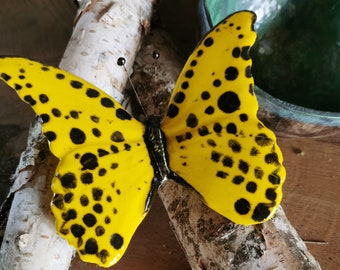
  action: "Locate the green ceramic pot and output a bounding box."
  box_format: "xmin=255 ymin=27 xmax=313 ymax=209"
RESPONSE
xmin=199 ymin=0 xmax=340 ymax=135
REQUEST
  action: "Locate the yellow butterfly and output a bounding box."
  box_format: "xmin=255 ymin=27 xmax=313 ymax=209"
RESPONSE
xmin=0 ymin=11 xmax=285 ymax=267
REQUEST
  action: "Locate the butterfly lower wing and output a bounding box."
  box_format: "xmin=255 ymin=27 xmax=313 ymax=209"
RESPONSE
xmin=51 ymin=144 xmax=153 ymax=267
xmin=162 ymin=11 xmax=286 ymax=225
xmin=0 ymin=57 xmax=154 ymax=266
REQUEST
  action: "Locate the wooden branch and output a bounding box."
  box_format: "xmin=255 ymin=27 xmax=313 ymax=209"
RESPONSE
xmin=0 ymin=120 xmax=75 ymax=269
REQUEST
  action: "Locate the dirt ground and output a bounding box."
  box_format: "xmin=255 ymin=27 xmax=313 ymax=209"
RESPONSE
xmin=0 ymin=1 xmax=339 ymax=269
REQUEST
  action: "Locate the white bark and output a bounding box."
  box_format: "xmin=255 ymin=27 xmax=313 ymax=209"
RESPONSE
xmin=0 ymin=0 xmax=153 ymax=269
xmin=159 ymin=181 xmax=322 ymax=270
xmin=0 ymin=121 xmax=75 ymax=270
xmin=60 ymin=0 xmax=153 ymax=100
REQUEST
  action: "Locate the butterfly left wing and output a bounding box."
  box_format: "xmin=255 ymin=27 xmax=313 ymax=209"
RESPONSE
xmin=0 ymin=57 xmax=155 ymax=267
xmin=162 ymin=11 xmax=286 ymax=225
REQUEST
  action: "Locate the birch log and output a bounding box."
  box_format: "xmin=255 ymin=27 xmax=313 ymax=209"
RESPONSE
xmin=0 ymin=0 xmax=153 ymax=269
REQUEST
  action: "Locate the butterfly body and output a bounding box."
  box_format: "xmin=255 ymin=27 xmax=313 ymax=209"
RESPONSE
xmin=142 ymin=115 xmax=173 ymax=211
xmin=0 ymin=11 xmax=285 ymax=268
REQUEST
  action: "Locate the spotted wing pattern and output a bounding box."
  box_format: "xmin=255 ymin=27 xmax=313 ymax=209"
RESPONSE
xmin=162 ymin=11 xmax=286 ymax=225
xmin=0 ymin=57 xmax=154 ymax=267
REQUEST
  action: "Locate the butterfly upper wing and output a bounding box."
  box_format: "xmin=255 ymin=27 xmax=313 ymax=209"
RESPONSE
xmin=162 ymin=11 xmax=286 ymax=225
xmin=0 ymin=57 xmax=154 ymax=267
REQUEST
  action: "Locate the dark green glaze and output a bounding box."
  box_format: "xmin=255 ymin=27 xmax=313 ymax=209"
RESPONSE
xmin=252 ymin=0 xmax=340 ymax=112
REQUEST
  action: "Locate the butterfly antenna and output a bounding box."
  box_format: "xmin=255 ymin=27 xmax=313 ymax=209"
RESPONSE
xmin=117 ymin=57 xmax=148 ymax=117
xmin=152 ymin=50 xmax=160 ymax=78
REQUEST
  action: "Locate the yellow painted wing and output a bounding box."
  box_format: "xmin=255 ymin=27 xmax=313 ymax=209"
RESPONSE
xmin=162 ymin=11 xmax=286 ymax=225
xmin=0 ymin=57 xmax=154 ymax=267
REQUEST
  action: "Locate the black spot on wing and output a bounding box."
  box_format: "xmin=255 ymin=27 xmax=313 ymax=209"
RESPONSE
xmin=0 ymin=73 xmax=11 ymax=81
xmin=268 ymin=172 xmax=281 ymax=185
xmin=216 ymin=171 xmax=228 ymax=179
xmin=225 ymin=66 xmax=238 ymax=81
xmin=167 ymin=104 xmax=179 ymax=118
xmin=228 ymin=139 xmax=241 ymax=153
xmin=24 ymin=95 xmax=36 ymax=106
xmin=201 ymin=91 xmax=210 ymax=100
xmin=81 ymin=172 xmax=93 ymax=184
xmin=255 ymin=133 xmax=273 ymax=147
xmin=98 ymin=148 xmax=109 ymax=157
xmin=93 ymin=204 xmax=103 ymax=213
xmin=213 ymin=79 xmax=221 ymax=87
xmin=185 ymin=69 xmax=194 ymax=78
xmin=222 ymin=156 xmax=233 ymax=167
xmin=63 ymin=193 xmax=73 ymax=203
xmin=235 ymin=198 xmax=250 ymax=215
xmin=70 ymin=128 xmax=86 ymax=144
xmin=241 ymin=46 xmax=251 ymax=60
xmin=232 ymin=47 xmax=241 ymax=58
xmin=62 ymin=209 xmax=77 ymax=221
xmin=101 ymin=97 xmax=114 ymax=108
xmin=246 ymin=181 xmax=257 ymax=193
xmin=86 ymin=88 xmax=100 ymax=98
xmin=71 ymin=224 xmax=85 ymax=238
xmin=84 ymin=238 xmax=98 ymax=254
xmin=110 ymin=233 xmax=124 ymax=249
xmin=116 ymin=108 xmax=132 ymax=120
xmin=252 ymin=203 xmax=271 ymax=221
xmin=59 ymin=172 xmax=77 ymax=189
xmin=232 ymin=175 xmax=244 ymax=184
xmin=239 ymin=113 xmax=248 ymax=122
xmin=238 ymin=160 xmax=249 ymax=174
xmin=70 ymin=80 xmax=83 ymax=89
xmin=52 ymin=108 xmax=61 ymax=117
xmin=111 ymin=131 xmax=124 ymax=142
xmin=266 ymin=188 xmax=277 ymax=201
xmin=70 ymin=110 xmax=79 ymax=119
xmin=226 ymin=123 xmax=237 ymax=134
xmin=265 ymin=153 xmax=279 ymax=164
xmin=211 ymin=151 xmax=222 ymax=162
xmin=40 ymin=114 xmax=50 ymax=123
xmin=204 ymin=106 xmax=214 ymax=115
xmin=39 ymin=94 xmax=49 ymax=103
xmin=181 ymin=81 xmax=189 ymax=90
xmin=80 ymin=153 xmax=98 ymax=170
xmin=213 ymin=123 xmax=222 ymax=133
xmin=45 ymin=131 xmax=57 ymax=141
xmin=80 ymin=195 xmax=89 ymax=206
xmin=174 ymin=91 xmax=185 ymax=103
xmin=186 ymin=113 xmax=198 ymax=128
xmin=56 ymin=73 xmax=65 ymax=80
xmin=218 ymin=91 xmax=240 ymax=113
xmin=92 ymin=128 xmax=101 ymax=137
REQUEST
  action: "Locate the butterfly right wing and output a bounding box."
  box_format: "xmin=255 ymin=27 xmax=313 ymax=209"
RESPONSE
xmin=162 ymin=11 xmax=286 ymax=225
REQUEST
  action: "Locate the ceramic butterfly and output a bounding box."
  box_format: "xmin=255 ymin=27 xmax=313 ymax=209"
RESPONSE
xmin=0 ymin=11 xmax=285 ymax=267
